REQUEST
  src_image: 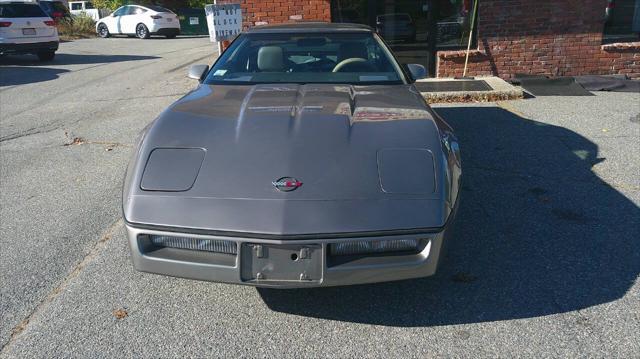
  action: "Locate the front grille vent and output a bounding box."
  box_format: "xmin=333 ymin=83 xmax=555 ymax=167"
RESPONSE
xmin=149 ymin=235 xmax=237 ymax=255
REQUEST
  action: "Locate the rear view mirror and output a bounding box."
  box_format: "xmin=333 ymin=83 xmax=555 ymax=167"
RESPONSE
xmin=406 ymin=63 xmax=427 ymax=80
xmin=188 ymin=64 xmax=209 ymax=81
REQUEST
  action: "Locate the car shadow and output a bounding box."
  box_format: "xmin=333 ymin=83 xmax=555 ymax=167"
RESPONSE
xmin=0 ymin=53 xmax=158 ymax=66
xmin=257 ymin=106 xmax=640 ymax=327
xmin=0 ymin=53 xmax=159 ymax=86
xmin=0 ymin=67 xmax=70 ymax=86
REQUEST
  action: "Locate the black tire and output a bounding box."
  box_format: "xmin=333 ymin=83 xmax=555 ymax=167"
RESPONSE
xmin=97 ymin=23 xmax=110 ymax=38
xmin=136 ymin=23 xmax=150 ymax=39
xmin=165 ymin=34 xmax=176 ymax=39
xmin=37 ymin=51 xmax=55 ymax=62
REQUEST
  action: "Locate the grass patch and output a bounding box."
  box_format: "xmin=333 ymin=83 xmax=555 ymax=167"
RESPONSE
xmin=57 ymin=15 xmax=96 ymax=40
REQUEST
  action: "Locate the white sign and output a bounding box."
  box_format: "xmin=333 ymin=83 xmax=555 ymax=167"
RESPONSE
xmin=189 ymin=17 xmax=199 ymax=25
xmin=205 ymin=4 xmax=242 ymax=42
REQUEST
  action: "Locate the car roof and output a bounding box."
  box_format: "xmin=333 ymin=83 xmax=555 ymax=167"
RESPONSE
xmin=246 ymin=22 xmax=373 ymax=34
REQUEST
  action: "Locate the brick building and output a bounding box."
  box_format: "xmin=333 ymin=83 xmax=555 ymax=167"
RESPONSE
xmin=217 ymin=0 xmax=639 ymax=79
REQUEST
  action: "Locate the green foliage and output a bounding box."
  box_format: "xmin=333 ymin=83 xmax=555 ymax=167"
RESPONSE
xmin=90 ymin=0 xmax=125 ymax=10
xmin=89 ymin=0 xmax=211 ymax=11
xmin=186 ymin=0 xmax=209 ymax=8
xmin=57 ymin=14 xmax=97 ymax=39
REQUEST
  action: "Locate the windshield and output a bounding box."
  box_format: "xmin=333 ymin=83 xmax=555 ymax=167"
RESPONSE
xmin=0 ymin=3 xmax=47 ymax=17
xmin=39 ymin=2 xmax=69 ymax=13
xmin=204 ymin=32 xmax=407 ymax=85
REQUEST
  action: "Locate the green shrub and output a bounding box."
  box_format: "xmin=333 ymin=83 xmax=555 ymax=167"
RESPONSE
xmin=91 ymin=0 xmax=209 ymax=11
xmin=57 ymin=14 xmax=96 ymax=39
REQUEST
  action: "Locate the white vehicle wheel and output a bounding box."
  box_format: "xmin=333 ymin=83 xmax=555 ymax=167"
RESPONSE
xmin=136 ymin=23 xmax=150 ymax=39
xmin=97 ymin=23 xmax=110 ymax=38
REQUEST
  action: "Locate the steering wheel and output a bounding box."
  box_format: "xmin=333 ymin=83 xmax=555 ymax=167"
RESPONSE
xmin=332 ymin=58 xmax=376 ymax=72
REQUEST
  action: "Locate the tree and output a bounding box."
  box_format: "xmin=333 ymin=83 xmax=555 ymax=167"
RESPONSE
xmin=90 ymin=0 xmax=125 ymax=10
xmin=91 ymin=0 xmax=211 ymax=11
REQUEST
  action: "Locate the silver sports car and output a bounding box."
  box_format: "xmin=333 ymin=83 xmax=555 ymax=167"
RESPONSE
xmin=122 ymin=23 xmax=461 ymax=288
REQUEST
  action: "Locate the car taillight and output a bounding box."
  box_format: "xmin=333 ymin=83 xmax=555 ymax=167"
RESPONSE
xmin=0 ymin=21 xmax=11 ymax=27
xmin=52 ymin=11 xmax=63 ymax=18
xmin=150 ymin=15 xmax=162 ymax=19
xmin=44 ymin=20 xmax=56 ymax=26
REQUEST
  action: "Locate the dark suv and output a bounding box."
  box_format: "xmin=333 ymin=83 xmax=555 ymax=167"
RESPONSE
xmin=38 ymin=1 xmax=71 ymax=22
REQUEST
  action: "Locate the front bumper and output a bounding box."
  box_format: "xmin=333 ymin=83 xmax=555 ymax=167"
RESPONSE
xmin=0 ymin=41 xmax=58 ymax=55
xmin=126 ymin=224 xmax=451 ymax=288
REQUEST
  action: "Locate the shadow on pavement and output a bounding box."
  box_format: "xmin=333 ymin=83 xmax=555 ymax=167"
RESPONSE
xmin=0 ymin=67 xmax=70 ymax=86
xmin=258 ymin=106 xmax=640 ymax=327
xmin=0 ymin=53 xmax=158 ymax=86
xmin=0 ymin=53 xmax=158 ymax=66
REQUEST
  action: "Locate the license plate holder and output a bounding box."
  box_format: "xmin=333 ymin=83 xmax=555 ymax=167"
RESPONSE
xmin=22 ymin=28 xmax=36 ymax=35
xmin=241 ymin=243 xmax=322 ymax=284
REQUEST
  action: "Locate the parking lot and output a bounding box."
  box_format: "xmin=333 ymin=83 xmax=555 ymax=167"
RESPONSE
xmin=1 ymin=37 xmax=639 ymax=357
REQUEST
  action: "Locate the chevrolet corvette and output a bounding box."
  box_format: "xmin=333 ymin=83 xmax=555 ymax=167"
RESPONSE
xmin=122 ymin=22 xmax=461 ymax=288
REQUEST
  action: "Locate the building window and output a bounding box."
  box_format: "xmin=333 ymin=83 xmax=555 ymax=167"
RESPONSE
xmin=331 ymin=0 xmax=478 ymax=75
xmin=604 ymin=0 xmax=640 ymax=43
xmin=435 ymin=0 xmax=477 ymax=50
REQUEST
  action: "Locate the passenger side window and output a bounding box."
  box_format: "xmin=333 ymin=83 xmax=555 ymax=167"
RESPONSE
xmin=71 ymin=3 xmax=82 ymax=10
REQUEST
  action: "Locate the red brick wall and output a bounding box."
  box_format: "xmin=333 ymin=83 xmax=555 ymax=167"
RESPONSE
xmin=218 ymin=0 xmax=331 ymax=29
xmin=437 ymin=0 xmax=640 ymax=79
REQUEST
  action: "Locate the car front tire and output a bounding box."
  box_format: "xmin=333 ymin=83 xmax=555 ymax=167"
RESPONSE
xmin=37 ymin=51 xmax=55 ymax=62
xmin=136 ymin=23 xmax=150 ymax=39
xmin=97 ymin=23 xmax=110 ymax=38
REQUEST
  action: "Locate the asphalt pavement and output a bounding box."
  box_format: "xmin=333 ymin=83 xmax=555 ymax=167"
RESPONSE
xmin=1 ymin=37 xmax=639 ymax=357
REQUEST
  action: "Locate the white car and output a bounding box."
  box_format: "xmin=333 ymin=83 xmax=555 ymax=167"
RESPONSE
xmin=96 ymin=4 xmax=180 ymax=39
xmin=0 ymin=0 xmax=59 ymax=61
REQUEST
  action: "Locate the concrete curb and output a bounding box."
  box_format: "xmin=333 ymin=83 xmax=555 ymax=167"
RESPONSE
xmin=418 ymin=76 xmax=524 ymax=103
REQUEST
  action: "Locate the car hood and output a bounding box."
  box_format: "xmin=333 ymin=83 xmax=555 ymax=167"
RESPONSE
xmin=123 ymin=84 xmax=451 ymax=235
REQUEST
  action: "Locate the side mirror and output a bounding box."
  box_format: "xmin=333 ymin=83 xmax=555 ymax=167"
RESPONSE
xmin=188 ymin=64 xmax=209 ymax=81
xmin=406 ymin=63 xmax=427 ymax=80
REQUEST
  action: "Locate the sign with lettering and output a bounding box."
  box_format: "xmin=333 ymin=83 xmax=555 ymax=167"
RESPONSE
xmin=205 ymin=4 xmax=242 ymax=42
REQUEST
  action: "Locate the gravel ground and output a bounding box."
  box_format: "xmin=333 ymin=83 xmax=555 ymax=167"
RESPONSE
xmin=1 ymin=38 xmax=639 ymax=357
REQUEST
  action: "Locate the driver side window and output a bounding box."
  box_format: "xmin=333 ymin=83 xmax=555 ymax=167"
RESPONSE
xmin=112 ymin=6 xmax=126 ymax=17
